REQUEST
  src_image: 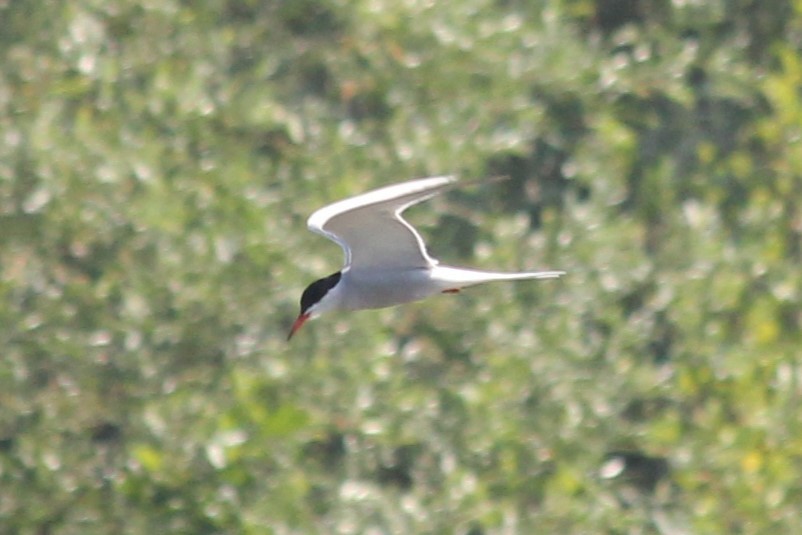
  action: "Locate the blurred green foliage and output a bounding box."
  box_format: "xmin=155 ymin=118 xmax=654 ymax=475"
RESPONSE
xmin=2 ymin=0 xmax=802 ymax=533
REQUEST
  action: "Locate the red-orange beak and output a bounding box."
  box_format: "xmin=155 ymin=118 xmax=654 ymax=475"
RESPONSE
xmin=287 ymin=313 xmax=310 ymax=341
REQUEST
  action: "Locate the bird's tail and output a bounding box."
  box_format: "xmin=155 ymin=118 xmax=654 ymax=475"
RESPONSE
xmin=432 ymin=265 xmax=565 ymax=288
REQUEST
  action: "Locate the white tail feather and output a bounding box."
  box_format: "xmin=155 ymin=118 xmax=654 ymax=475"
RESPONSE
xmin=431 ymin=265 xmax=565 ymax=288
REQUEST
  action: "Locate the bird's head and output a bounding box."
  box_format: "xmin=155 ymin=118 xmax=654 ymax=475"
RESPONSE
xmin=287 ymin=271 xmax=343 ymax=340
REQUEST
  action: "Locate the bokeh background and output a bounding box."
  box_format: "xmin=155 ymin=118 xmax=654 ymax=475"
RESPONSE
xmin=3 ymin=0 xmax=802 ymax=533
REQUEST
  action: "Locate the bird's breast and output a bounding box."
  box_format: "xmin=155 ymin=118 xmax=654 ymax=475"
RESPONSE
xmin=339 ymin=268 xmax=441 ymax=310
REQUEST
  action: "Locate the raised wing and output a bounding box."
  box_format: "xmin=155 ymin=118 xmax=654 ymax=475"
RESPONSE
xmin=307 ymin=176 xmax=457 ymax=271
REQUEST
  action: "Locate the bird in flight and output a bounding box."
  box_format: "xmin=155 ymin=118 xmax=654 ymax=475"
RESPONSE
xmin=288 ymin=176 xmax=564 ymax=340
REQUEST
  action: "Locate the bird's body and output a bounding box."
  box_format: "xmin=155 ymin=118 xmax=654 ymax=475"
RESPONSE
xmin=288 ymin=176 xmax=564 ymax=339
xmin=331 ymin=267 xmax=442 ymax=311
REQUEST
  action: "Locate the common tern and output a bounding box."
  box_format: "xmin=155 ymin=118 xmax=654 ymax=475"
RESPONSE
xmin=288 ymin=176 xmax=564 ymax=340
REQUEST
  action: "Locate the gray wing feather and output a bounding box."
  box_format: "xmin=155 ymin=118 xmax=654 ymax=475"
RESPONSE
xmin=307 ymin=176 xmax=457 ymax=270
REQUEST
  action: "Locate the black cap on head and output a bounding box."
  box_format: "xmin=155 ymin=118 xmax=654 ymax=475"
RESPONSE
xmin=299 ymin=271 xmax=342 ymax=314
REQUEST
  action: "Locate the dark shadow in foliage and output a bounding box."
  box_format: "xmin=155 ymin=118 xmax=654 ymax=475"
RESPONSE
xmin=346 ymin=87 xmax=393 ymax=123
xmin=424 ymin=213 xmax=479 ymax=262
xmin=613 ymin=68 xmax=768 ymax=251
xmin=725 ymin=0 xmax=794 ymax=63
xmin=275 ymin=0 xmax=347 ymax=37
xmin=485 ymin=145 xmax=572 ymax=231
xmin=376 ymin=444 xmax=420 ymax=491
xmin=585 ymin=0 xmax=790 ymax=65
xmin=621 ymin=396 xmax=675 ymax=422
xmin=602 ymin=450 xmax=670 ymax=495
xmin=465 ymin=523 xmax=486 ymax=535
xmin=484 ymin=91 xmax=588 ymax=228
xmin=303 ymin=430 xmax=347 ymax=470
xmin=296 ymin=53 xmax=335 ymax=98
xmin=303 ymin=431 xmax=348 ymax=516
xmin=224 ymin=0 xmax=268 ymax=21
xmin=90 ymin=422 xmax=123 ymax=445
xmin=593 ymin=0 xmax=648 ymax=33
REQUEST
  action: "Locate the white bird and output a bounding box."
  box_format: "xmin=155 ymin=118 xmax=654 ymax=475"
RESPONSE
xmin=288 ymin=176 xmax=564 ymax=340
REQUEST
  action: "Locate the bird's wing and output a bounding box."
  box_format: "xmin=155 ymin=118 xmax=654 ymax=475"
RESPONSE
xmin=307 ymin=176 xmax=457 ymax=271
